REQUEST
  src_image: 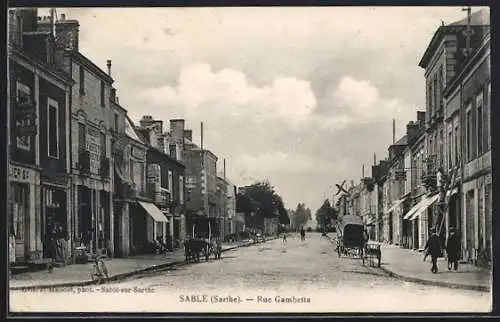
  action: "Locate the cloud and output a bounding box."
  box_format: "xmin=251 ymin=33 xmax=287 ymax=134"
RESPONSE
xmin=139 ymin=63 xmax=317 ymax=123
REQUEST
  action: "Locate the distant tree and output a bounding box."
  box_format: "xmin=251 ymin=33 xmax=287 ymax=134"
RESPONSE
xmin=315 ymin=199 xmax=337 ymax=232
xmin=236 ymin=180 xmax=289 ymax=230
xmin=293 ymin=203 xmax=309 ymax=229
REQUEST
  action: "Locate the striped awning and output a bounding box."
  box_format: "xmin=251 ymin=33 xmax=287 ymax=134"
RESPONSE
xmin=403 ymin=197 xmax=426 ymax=220
xmin=384 ymin=198 xmax=406 ymax=214
xmin=408 ymin=194 xmax=440 ymax=221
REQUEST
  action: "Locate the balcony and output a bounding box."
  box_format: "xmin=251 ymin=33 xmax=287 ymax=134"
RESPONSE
xmin=78 ymin=148 xmax=91 ymax=173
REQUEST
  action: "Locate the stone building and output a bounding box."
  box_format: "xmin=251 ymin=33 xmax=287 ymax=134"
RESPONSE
xmin=8 ymin=8 xmax=72 ymax=263
xmin=137 ymin=116 xmax=186 ymax=250
xmin=418 ymin=9 xmax=490 ymax=252
xmin=444 ymin=26 xmax=490 ymax=266
xmin=419 ymin=10 xmax=489 ymax=260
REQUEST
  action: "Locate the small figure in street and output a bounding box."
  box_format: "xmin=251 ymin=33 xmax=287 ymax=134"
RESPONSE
xmin=446 ymin=227 xmax=460 ymax=271
xmin=282 ymin=233 xmax=287 ymax=246
xmin=300 ymin=227 xmax=306 ymax=241
xmin=424 ymin=229 xmax=441 ymax=274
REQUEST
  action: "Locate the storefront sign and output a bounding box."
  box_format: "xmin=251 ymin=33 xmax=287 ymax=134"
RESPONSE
xmin=86 ymin=129 xmax=101 ymax=175
xmin=9 ymin=165 xmax=35 ymax=184
xmin=186 ymin=176 xmax=197 ymax=189
xmin=131 ymin=146 xmax=146 ymax=161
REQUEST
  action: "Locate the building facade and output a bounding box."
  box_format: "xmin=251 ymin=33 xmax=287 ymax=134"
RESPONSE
xmin=8 ymin=8 xmax=73 ymax=263
xmin=444 ymin=30 xmax=491 ymax=266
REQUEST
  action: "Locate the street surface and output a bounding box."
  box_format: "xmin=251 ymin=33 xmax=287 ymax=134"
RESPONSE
xmin=10 ymin=233 xmax=490 ymax=313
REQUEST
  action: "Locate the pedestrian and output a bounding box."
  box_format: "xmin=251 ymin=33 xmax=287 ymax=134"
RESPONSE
xmin=424 ymin=229 xmax=441 ymax=273
xmin=446 ymin=227 xmax=460 ymax=271
xmin=282 ymin=233 xmax=287 ymax=246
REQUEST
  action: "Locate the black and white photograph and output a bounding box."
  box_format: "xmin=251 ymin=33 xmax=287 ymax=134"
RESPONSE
xmin=7 ymin=6 xmax=492 ymax=313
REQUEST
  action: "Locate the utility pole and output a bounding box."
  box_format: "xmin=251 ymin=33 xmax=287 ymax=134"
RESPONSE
xmin=462 ymin=6 xmax=473 ymax=57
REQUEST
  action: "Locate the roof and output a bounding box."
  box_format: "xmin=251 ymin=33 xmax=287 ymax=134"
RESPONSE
xmin=72 ymin=52 xmax=114 ymax=84
xmin=124 ymin=115 xmax=146 ymax=144
xmin=450 ymin=9 xmax=490 ymax=26
xmin=419 ymin=9 xmax=489 ymax=68
xmin=392 ymin=135 xmax=408 ymax=147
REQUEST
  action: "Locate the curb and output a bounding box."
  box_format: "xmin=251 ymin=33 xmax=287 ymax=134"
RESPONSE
xmin=322 ymin=234 xmax=489 ymax=293
xmin=9 ymin=239 xmax=276 ymax=291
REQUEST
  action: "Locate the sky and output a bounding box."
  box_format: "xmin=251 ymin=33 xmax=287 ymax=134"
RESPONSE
xmin=39 ymin=6 xmax=488 ymax=212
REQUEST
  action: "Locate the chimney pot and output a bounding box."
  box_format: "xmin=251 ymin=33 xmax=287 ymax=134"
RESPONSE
xmin=106 ymin=59 xmax=112 ymax=76
xmin=60 ymin=13 xmax=66 ymax=21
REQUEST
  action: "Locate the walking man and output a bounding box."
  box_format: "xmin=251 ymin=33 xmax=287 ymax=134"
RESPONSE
xmin=424 ymin=229 xmax=441 ymax=273
xmin=446 ymin=227 xmax=460 ymax=271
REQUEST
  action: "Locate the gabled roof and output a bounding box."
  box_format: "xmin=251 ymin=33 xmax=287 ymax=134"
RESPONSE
xmin=124 ymin=115 xmax=146 ymax=144
xmin=392 ymin=135 xmax=408 ymax=147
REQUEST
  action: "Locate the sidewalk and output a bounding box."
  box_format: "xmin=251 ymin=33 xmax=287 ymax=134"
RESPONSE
xmin=378 ymin=244 xmax=491 ymax=292
xmin=9 ymin=241 xmax=256 ymax=290
xmin=323 ymin=234 xmax=491 ymax=292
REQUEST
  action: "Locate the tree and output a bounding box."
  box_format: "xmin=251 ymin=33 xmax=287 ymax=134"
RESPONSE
xmin=293 ymin=203 xmax=309 ymax=229
xmin=315 ymin=199 xmax=337 ymax=232
xmin=236 ymin=180 xmax=289 ymax=230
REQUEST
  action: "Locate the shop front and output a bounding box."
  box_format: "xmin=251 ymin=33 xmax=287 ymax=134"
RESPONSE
xmin=9 ymin=164 xmax=41 ymax=263
xmin=129 ymin=200 xmax=169 ymax=255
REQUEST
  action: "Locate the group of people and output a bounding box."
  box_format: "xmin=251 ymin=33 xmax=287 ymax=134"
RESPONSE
xmin=424 ymin=226 xmax=460 ymax=273
xmin=281 ymin=227 xmax=307 ymax=246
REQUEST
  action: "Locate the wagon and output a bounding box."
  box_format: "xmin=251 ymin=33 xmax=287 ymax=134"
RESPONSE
xmin=184 ymin=238 xmax=222 ymax=262
xmin=336 ymin=215 xmax=366 ymax=264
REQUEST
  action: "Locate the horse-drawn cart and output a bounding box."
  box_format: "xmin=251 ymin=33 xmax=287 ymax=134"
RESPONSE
xmin=184 ymin=238 xmax=222 ymax=262
xmin=336 ymin=215 xmax=366 ymax=264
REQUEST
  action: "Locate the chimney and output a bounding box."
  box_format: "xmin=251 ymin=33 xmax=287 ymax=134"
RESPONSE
xmin=201 ymin=122 xmax=204 ymax=150
xmin=392 ymin=119 xmax=396 ymax=144
xmin=362 ymin=164 xmax=365 ymax=178
xmin=417 ymin=111 xmax=426 ymax=125
xmin=106 ymin=60 xmax=112 ymax=76
xmin=184 ymin=129 xmax=193 ymax=142
xmin=223 ymin=159 xmax=226 ymax=180
xmin=406 ymin=121 xmax=418 ymax=141
xmin=374 ymin=153 xmax=377 ymax=165
xmin=60 ymin=13 xmax=66 ymax=20
xmin=55 ymin=15 xmax=79 ymax=51
xmin=170 ymin=119 xmax=186 ymax=142
xmin=140 ymin=115 xmax=154 ymax=128
xmin=17 ymin=8 xmax=38 ymax=32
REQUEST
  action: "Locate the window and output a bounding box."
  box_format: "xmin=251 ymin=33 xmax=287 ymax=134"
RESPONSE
xmin=15 ymin=81 xmax=32 ymax=150
xmin=47 ymin=98 xmax=59 ymax=158
xmin=114 ymin=114 xmax=119 ymax=132
xmin=79 ymin=65 xmax=85 ymax=95
xmin=169 ymin=144 xmax=176 ymax=159
xmin=168 ymin=171 xmax=173 ymax=201
xmin=78 ymin=123 xmax=86 ymax=150
xmin=100 ymin=133 xmax=106 ymax=157
xmin=439 ymin=130 xmax=444 ymax=166
xmin=448 ymin=129 xmax=453 ymax=168
xmin=485 ymin=84 xmax=490 ymax=151
xmin=433 ymin=75 xmax=438 ymax=110
xmin=454 ymin=124 xmax=459 ymax=165
xmin=130 ymin=159 xmax=135 ymax=183
xmin=16 ymin=16 xmax=22 ymax=46
xmin=100 ymin=80 xmax=105 ymax=107
xmin=428 ymin=82 xmax=433 ymax=114
xmin=179 ymin=175 xmax=184 ymax=204
xmin=466 ymin=103 xmax=472 ymax=161
xmin=477 ymin=92 xmax=484 ymax=155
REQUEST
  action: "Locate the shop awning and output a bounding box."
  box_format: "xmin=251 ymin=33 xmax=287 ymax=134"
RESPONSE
xmin=384 ymin=198 xmax=406 ymax=214
xmin=403 ymin=198 xmax=425 ymax=220
xmin=446 ymin=187 xmax=459 ymax=199
xmin=138 ymin=201 xmax=170 ymax=223
xmin=408 ymin=194 xmax=440 ymax=221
